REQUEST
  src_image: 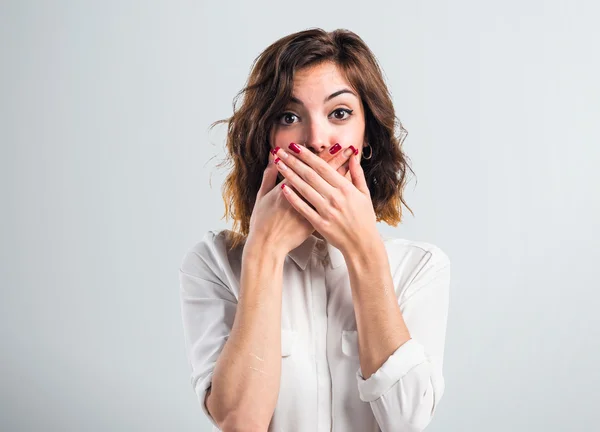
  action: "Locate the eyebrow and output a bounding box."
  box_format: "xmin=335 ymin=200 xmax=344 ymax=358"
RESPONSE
xmin=289 ymin=89 xmax=358 ymax=106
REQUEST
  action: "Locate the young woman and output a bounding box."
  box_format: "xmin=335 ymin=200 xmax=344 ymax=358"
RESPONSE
xmin=179 ymin=28 xmax=451 ymax=432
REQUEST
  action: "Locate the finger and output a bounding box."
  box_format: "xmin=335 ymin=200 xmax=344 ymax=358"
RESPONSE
xmin=336 ymin=161 xmax=350 ymax=177
xmin=329 ymin=145 xmax=357 ymax=174
xmin=272 ymin=148 xmax=305 ymax=201
xmin=274 ymin=146 xmax=346 ymax=203
xmin=258 ymin=148 xmax=281 ymax=200
xmin=274 ymin=157 xmax=328 ymax=213
xmin=329 ymin=145 xmax=354 ymax=182
xmin=283 ymin=142 xmax=355 ymax=192
xmin=332 ymin=153 xmax=353 ymax=179
xmin=318 ymin=147 xmax=351 ymax=177
xmin=280 ymin=182 xmax=324 ymax=229
xmin=349 ymin=150 xmax=369 ymax=194
xmin=274 ymin=143 xmax=351 ymax=181
xmin=272 ymin=144 xmax=349 ymax=204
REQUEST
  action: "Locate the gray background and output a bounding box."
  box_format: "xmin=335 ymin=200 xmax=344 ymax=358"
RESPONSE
xmin=2 ymin=1 xmax=599 ymax=431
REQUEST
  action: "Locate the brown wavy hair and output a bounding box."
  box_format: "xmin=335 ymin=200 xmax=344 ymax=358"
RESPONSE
xmin=210 ymin=28 xmax=416 ymax=251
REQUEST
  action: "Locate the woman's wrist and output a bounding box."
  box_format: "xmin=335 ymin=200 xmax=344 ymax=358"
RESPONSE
xmin=244 ymin=234 xmax=288 ymax=264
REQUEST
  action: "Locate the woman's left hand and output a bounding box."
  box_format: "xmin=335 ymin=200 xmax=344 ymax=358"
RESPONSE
xmin=273 ymin=142 xmax=379 ymax=255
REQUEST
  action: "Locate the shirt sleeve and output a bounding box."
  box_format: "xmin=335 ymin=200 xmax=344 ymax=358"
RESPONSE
xmin=179 ymin=231 xmax=238 ymax=429
xmin=355 ymin=247 xmax=451 ymax=432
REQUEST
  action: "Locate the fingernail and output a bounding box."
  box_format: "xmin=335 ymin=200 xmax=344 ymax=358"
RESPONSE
xmin=271 ymin=146 xmax=280 ymax=156
xmin=344 ymin=146 xmax=354 ymax=157
xmin=329 ymin=143 xmax=341 ymax=154
xmin=288 ymin=142 xmax=301 ymax=154
xmin=349 ymin=145 xmax=358 ymax=155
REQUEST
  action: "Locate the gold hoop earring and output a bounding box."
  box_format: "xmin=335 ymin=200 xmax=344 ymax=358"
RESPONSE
xmin=362 ymin=144 xmax=372 ymax=160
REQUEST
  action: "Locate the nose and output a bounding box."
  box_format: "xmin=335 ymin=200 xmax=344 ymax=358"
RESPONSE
xmin=302 ymin=120 xmax=334 ymax=156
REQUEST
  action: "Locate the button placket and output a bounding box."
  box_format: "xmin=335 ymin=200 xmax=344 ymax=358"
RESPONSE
xmin=310 ymin=252 xmax=332 ymax=431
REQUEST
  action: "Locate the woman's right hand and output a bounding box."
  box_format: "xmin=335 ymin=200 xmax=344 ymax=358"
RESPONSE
xmin=246 ymin=145 xmax=355 ymax=256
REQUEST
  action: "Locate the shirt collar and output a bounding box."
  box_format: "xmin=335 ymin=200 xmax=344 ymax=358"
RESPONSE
xmin=288 ymin=234 xmax=346 ymax=271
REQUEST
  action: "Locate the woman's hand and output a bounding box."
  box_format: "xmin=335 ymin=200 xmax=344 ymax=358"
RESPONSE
xmin=246 ymin=145 xmax=355 ymax=256
xmin=273 ymin=142 xmax=378 ymax=255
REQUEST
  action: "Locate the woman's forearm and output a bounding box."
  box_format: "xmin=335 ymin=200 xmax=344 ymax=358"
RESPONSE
xmin=206 ymin=240 xmax=286 ymax=431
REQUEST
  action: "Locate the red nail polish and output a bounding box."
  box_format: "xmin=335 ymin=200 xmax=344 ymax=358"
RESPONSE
xmin=271 ymin=146 xmax=280 ymax=155
xmin=281 ymin=184 xmax=286 ymax=190
xmin=288 ymin=143 xmax=301 ymax=154
xmin=274 ymin=157 xmax=281 ymax=164
xmin=329 ymin=143 xmax=341 ymax=154
xmin=349 ymin=145 xmax=358 ymax=155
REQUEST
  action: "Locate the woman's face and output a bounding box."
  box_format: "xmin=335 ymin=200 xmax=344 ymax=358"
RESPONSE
xmin=270 ymin=61 xmax=366 ymax=183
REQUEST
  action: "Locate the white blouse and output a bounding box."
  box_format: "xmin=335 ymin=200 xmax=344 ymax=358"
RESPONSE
xmin=179 ymin=229 xmax=451 ymax=432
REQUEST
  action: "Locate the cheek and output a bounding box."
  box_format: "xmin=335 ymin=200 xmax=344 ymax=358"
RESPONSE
xmin=272 ymin=127 xmax=294 ymax=145
xmin=339 ymin=124 xmax=365 ymax=146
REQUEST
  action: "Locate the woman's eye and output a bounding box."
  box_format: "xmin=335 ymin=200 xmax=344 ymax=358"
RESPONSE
xmin=278 ymin=112 xmax=299 ymax=125
xmin=330 ymin=108 xmax=353 ymax=121
xmin=277 ymin=108 xmax=353 ymax=126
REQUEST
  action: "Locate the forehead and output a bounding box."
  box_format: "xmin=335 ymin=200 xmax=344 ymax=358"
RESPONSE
xmin=292 ymin=62 xmax=352 ymax=95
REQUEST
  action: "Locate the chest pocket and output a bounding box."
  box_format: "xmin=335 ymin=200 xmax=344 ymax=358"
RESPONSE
xmin=281 ymin=329 xmax=297 ymax=357
xmin=341 ymin=330 xmax=360 ymax=357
